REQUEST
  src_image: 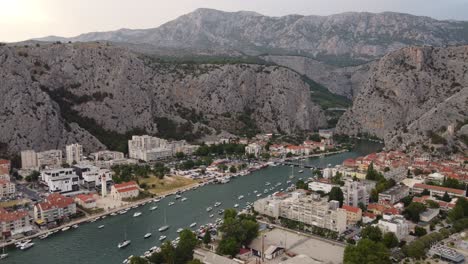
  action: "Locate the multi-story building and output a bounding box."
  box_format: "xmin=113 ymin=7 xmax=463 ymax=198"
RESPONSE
xmin=91 ymin=150 xmax=125 ymax=161
xmin=37 ymin=149 xmax=63 ymax=169
xmin=41 ymin=168 xmax=81 ymax=193
xmin=343 ymin=180 xmax=369 ymax=207
xmin=73 ymin=164 xmax=112 ymax=189
xmin=75 ymin=194 xmax=97 ymax=209
xmin=0 ymin=180 xmax=15 ymax=198
xmin=412 ymin=183 xmax=466 ymax=198
xmin=110 ymin=181 xmax=140 ymax=200
xmin=376 ymin=214 xmax=409 ymax=240
xmin=341 ymin=205 xmax=362 ymax=225
xmin=21 ymin=150 xmax=38 ymax=170
xmin=34 ymin=193 xmax=76 ymax=224
xmin=245 ymin=143 xmax=263 ymax=157
xmin=378 ymin=185 xmax=410 ymax=204
xmin=308 ymin=179 xmax=338 ymax=193
xmin=66 ymin=143 xmax=83 ymax=165
xmin=0 ymin=160 xmax=10 ymax=181
xmin=0 ymin=208 xmax=32 ymax=238
xmin=128 ymin=135 xmax=197 ymax=161
xmin=254 ymin=192 xmax=347 ymax=233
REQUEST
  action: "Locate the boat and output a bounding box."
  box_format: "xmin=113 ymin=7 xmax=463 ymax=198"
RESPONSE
xmin=72 ymin=224 xmax=79 ymax=229
xmin=144 ymin=233 xmax=152 ymax=239
xmin=61 ymin=226 xmax=70 ymax=232
xmin=98 ymin=225 xmax=105 ymax=229
xmin=175 ymin=195 xmax=182 ymax=200
xmin=20 ymin=243 xmax=34 ymax=251
xmin=153 ymin=198 xmax=161 ymax=203
xmin=158 ymin=209 xmax=170 ymax=232
xmin=159 ymin=235 xmax=167 ymax=241
xmin=38 ymin=233 xmax=50 ymax=240
xmin=101 ymin=216 xmax=107 ymax=219
xmin=218 ymin=209 xmax=224 ymax=215
xmin=181 ymin=197 xmax=187 ymax=202
xmin=238 ymin=195 xmax=244 ymax=200
xmin=133 ymin=212 xmax=142 ymax=217
xmin=118 ymin=210 xmax=127 ymax=215
xmin=256 ymin=194 xmax=262 ymax=197
xmin=214 ymin=202 xmax=221 ymax=207
xmin=209 ymin=214 xmax=214 ymax=218
xmin=265 ymin=182 xmax=271 ymax=186
xmin=176 ymin=228 xmax=184 ymax=233
xmin=206 ymin=207 xmax=213 ymax=212
xmin=110 ymin=212 xmax=117 ymax=216
xmin=0 ymin=253 xmax=7 ymax=260
xmin=253 ymin=190 xmax=258 ymax=193
xmin=150 ymin=206 xmax=158 ymax=211
xmin=189 ymin=222 xmax=197 ymax=228
xmin=234 ymin=204 xmax=239 ymax=208
xmin=118 ymin=240 xmax=131 ymax=249
xmin=298 ymin=170 xmax=304 ymax=173
xmin=168 ymin=202 xmax=175 ymax=206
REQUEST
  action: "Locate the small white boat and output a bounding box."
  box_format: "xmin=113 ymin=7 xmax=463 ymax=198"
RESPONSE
xmin=168 ymin=202 xmax=175 ymax=206
xmin=153 ymin=198 xmax=161 ymax=203
xmin=206 ymin=207 xmax=213 ymax=212
xmin=209 ymin=214 xmax=214 ymax=218
xmin=177 ymin=228 xmax=184 ymax=233
xmin=256 ymin=194 xmax=262 ymax=197
xmin=0 ymin=253 xmax=7 ymax=259
xmin=101 ymin=216 xmax=107 ymax=219
xmin=159 ymin=235 xmax=167 ymax=241
xmin=38 ymin=233 xmax=49 ymax=240
xmin=158 ymin=225 xmax=169 ymax=232
xmin=150 ymin=206 xmax=158 ymax=211
xmin=118 ymin=210 xmax=127 ymax=215
xmin=189 ymin=222 xmax=197 ymax=228
xmin=72 ymin=224 xmax=79 ymax=229
xmin=238 ymin=195 xmax=244 ymax=200
xmin=20 ymin=243 xmax=34 ymax=250
xmin=61 ymin=226 xmax=70 ymax=232
xmin=98 ymin=225 xmax=105 ymax=229
xmin=265 ymin=182 xmax=271 ymax=186
xmin=298 ymin=170 xmax=304 ymax=173
xmin=144 ymin=233 xmax=152 ymax=239
xmin=234 ymin=204 xmax=239 ymax=208
xmin=253 ymin=190 xmax=258 ymax=193
xmin=214 ymin=202 xmax=221 ymax=207
xmin=110 ymin=212 xmax=117 ymax=216
xmin=133 ymin=212 xmax=142 ymax=217
xmin=181 ymin=197 xmax=187 ymax=202
xmin=118 ymin=240 xmax=131 ymax=249
xmin=175 ymin=195 xmax=182 ymax=200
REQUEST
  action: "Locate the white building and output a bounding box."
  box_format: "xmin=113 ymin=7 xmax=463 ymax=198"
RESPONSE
xmin=91 ymin=150 xmax=125 ymax=161
xmin=308 ymin=180 xmax=337 ymax=193
xmin=41 ymin=168 xmax=81 ymax=193
xmin=0 ymin=180 xmax=15 ymax=198
xmin=245 ymin=143 xmax=263 ymax=157
xmin=111 ymin=181 xmax=140 ymax=200
xmin=66 ymin=143 xmax=83 ymax=165
xmin=73 ymin=164 xmax=112 ymax=189
xmin=343 ymin=180 xmax=369 ymax=207
xmin=377 ymin=214 xmax=409 ymax=240
xmin=378 ymin=185 xmax=410 ymax=204
xmin=21 ymin=150 xmax=38 ymax=170
xmin=36 ymin=150 xmax=63 ymax=169
xmin=0 ymin=208 xmax=32 ymax=239
xmin=128 ymin=135 xmax=197 ymax=161
xmin=34 ymin=193 xmax=76 ymax=224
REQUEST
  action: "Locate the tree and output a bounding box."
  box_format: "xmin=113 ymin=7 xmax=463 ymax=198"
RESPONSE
xmin=448 ymin=197 xmax=468 ymax=221
xmin=360 ymin=226 xmax=382 ymax=242
xmin=442 ymin=191 xmax=451 ymax=202
xmin=175 ymin=230 xmax=198 ymax=263
xmin=370 ymin=188 xmax=379 ymax=203
xmin=129 ymin=256 xmax=148 ymax=264
xmin=203 ymin=230 xmax=212 ymax=245
xmin=414 ymin=226 xmax=427 ymax=237
xmin=286 ymin=152 xmax=293 ymax=158
xmin=217 ymin=237 xmax=240 ymax=257
xmin=229 ymin=166 xmax=237 ymax=173
xmin=223 ymin=209 xmax=237 ymax=220
xmin=344 ymin=238 xmax=391 ymax=264
xmin=175 ymin=152 xmax=186 ymax=159
xmin=382 ymin=232 xmax=399 ymax=248
xmin=25 ymin=170 xmax=40 ymax=182
xmin=328 ymin=187 xmax=344 ymax=207
xmin=421 ymin=189 xmax=430 ymax=196
xmin=403 ymin=202 xmax=427 ymax=222
xmin=295 ymin=180 xmax=308 ymax=190
xmin=187 ymin=260 xmax=203 ymax=264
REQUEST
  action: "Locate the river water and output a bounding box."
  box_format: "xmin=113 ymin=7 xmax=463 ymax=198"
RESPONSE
xmin=5 ymin=140 xmax=381 ymax=264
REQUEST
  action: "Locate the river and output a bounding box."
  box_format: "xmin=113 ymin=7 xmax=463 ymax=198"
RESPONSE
xmin=4 ymin=140 xmax=382 ymax=264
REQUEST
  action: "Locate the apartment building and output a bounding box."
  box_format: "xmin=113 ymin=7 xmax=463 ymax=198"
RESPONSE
xmin=91 ymin=150 xmax=124 ymax=161
xmin=0 ymin=180 xmax=15 ymax=198
xmin=66 ymin=143 xmax=83 ymax=165
xmin=377 ymin=214 xmax=409 ymax=240
xmin=0 ymin=208 xmax=32 ymax=238
xmin=73 ymin=164 xmax=112 ymax=189
xmin=341 ymin=205 xmax=362 ymax=225
xmin=343 ymin=180 xmax=369 ymax=207
xmin=34 ymin=193 xmax=76 ymax=224
xmin=41 ymin=168 xmax=81 ymax=193
xmin=308 ymin=179 xmax=338 ymax=193
xmin=254 ymin=192 xmax=347 ymax=233
xmin=245 ymin=143 xmax=263 ymax=157
xmin=21 ymin=150 xmax=38 ymax=170
xmin=412 ymin=183 xmax=466 ymax=198
xmin=22 ymin=149 xmax=63 ymax=170
xmin=128 ymin=135 xmax=197 ymax=161
xmin=378 ymin=185 xmax=410 ymax=204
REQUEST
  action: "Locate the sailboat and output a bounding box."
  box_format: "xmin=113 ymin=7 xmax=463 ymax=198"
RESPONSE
xmin=118 ymin=228 xmax=131 ymax=249
xmin=158 ymin=209 xmax=170 ymax=232
xmin=0 ymin=239 xmax=7 ymax=259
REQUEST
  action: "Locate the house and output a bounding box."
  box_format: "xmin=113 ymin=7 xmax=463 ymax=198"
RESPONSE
xmin=245 ymin=143 xmax=263 ymax=157
xmin=34 ymin=193 xmax=76 ymax=224
xmin=377 ymin=214 xmax=409 ymax=240
xmin=0 ymin=208 xmax=32 ymax=239
xmin=41 ymin=168 xmax=81 ymax=193
xmin=0 ymin=179 xmax=15 ymax=198
xmin=75 ymin=194 xmax=97 ymax=209
xmin=363 ymin=212 xmax=377 ymax=224
xmin=419 ymin=208 xmax=440 ymax=222
xmin=378 ymin=185 xmax=410 ymax=204
xmin=412 ymin=183 xmax=466 ymax=198
xmin=110 ymin=181 xmax=140 ymax=200
xmin=341 ymin=205 xmax=362 ymax=225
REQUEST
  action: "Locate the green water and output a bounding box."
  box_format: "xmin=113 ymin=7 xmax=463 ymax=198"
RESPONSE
xmin=5 ymin=140 xmax=381 ymax=264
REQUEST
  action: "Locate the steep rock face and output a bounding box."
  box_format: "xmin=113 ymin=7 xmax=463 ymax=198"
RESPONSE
xmin=0 ymin=43 xmax=326 ymax=154
xmin=36 ymin=9 xmax=468 ymax=62
xmin=262 ymin=55 xmax=372 ymax=98
xmin=336 ymin=46 xmax=468 ymax=152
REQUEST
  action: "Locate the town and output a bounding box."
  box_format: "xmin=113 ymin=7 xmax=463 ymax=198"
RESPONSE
xmin=0 ymin=130 xmax=466 ymax=264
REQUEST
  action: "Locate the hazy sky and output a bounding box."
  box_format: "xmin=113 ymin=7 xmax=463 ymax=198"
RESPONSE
xmin=2 ymin=0 xmax=468 ymax=42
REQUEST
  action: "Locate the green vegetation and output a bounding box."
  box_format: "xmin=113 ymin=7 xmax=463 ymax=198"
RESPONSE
xmin=328 ymin=186 xmax=344 ymax=207
xmin=25 ymin=170 xmax=40 ymax=182
xmin=414 ymin=226 xmax=427 ymax=237
xmin=366 ymin=163 xmax=396 ymax=202
xmin=448 ymin=197 xmax=468 ymax=222
xmin=217 ymin=209 xmax=259 ymax=257
xmin=194 ymin=143 xmax=246 ymax=157
xmin=235 ymin=110 xmax=261 ymax=139
xmin=148 ymin=229 xmax=198 ymax=264
xmin=280 ymin=218 xmax=338 ymax=240
xmin=426 ymin=177 xmax=466 ymax=190
xmin=154 ymin=117 xmax=202 ymax=142
xmin=295 ymin=180 xmax=308 ymax=190
xmin=112 ymin=163 xmax=170 ymax=183
xmin=301 ymin=75 xmax=352 ymax=109
xmin=403 ymin=202 xmax=427 ymax=222
xmin=344 ymin=238 xmax=391 ymax=264
xmin=382 ymin=232 xmax=399 ymax=248
xmin=360 ymin=226 xmax=382 ymax=242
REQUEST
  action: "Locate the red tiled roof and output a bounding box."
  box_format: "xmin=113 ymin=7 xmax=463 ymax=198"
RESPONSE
xmin=363 ymin=212 xmax=376 ymax=218
xmin=0 ymin=208 xmax=28 ymax=222
xmin=0 ymin=167 xmax=8 ymax=175
xmin=413 ymin=183 xmax=465 ymax=195
xmin=114 ymin=181 xmax=138 ymax=189
xmin=117 ymin=186 xmax=139 ymax=193
xmin=342 ymin=205 xmax=361 ymax=214
xmin=75 ymin=194 xmax=95 ymax=203
xmin=37 ymin=193 xmax=74 ymax=211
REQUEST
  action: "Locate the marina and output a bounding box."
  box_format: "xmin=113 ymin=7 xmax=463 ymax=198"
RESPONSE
xmin=0 ymin=141 xmax=381 ymax=264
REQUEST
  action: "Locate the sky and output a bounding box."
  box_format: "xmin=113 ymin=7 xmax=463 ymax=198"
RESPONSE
xmin=1 ymin=0 xmax=468 ymax=42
